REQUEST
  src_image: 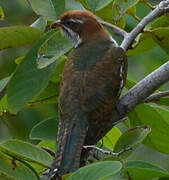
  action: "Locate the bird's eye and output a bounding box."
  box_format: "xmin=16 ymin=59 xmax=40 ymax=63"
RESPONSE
xmin=66 ymin=20 xmax=76 ymax=28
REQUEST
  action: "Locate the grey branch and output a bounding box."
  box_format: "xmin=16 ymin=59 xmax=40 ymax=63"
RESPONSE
xmin=121 ymin=0 xmax=169 ymax=50
xmin=145 ymin=90 xmax=169 ymax=102
xmin=100 ymin=20 xmax=128 ymax=38
xmin=117 ymin=61 xmax=169 ymax=119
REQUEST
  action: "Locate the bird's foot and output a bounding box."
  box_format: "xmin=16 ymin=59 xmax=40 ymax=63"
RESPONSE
xmin=42 ymin=166 xmax=60 ymax=180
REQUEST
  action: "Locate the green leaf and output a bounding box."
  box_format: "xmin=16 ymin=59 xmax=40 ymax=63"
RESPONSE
xmin=151 ymin=13 xmax=169 ymax=29
xmin=68 ymin=161 xmax=122 ymax=180
xmin=114 ymin=126 xmax=151 ymax=158
xmin=86 ymin=0 xmax=113 ymax=12
xmin=0 ymin=77 xmax=10 ymax=93
xmin=150 ymin=27 xmax=169 ymax=55
xmin=126 ymin=5 xmax=136 ymax=17
xmin=0 ymin=151 xmax=39 ymax=180
xmin=38 ymin=140 xmax=56 ymax=152
xmin=113 ymin=0 xmax=140 ymax=20
xmin=66 ymin=0 xmax=85 ymax=11
xmin=31 ymin=17 xmax=47 ymax=31
xmin=0 ymin=95 xmax=8 ymax=115
xmin=112 ymin=4 xmax=126 ymax=28
xmin=30 ymin=117 xmax=58 ymax=141
xmin=37 ymin=31 xmax=72 ymax=69
xmin=96 ymin=2 xmax=114 ymax=24
xmin=0 ymin=139 xmax=53 ymax=167
xmin=127 ymin=32 xmax=156 ymax=57
xmin=28 ymin=0 xmax=65 ymax=20
xmin=0 ymin=6 xmax=5 ymax=20
xmin=102 ymin=127 xmax=121 ymax=151
xmin=28 ymin=0 xmax=56 ymax=21
xmin=125 ymin=79 xmax=136 ymax=89
xmin=75 ymin=0 xmax=89 ymax=9
xmin=0 ymin=26 xmax=44 ymax=50
xmin=129 ymin=104 xmax=169 ymax=154
xmin=125 ymin=160 xmax=169 ymax=180
xmin=52 ymin=0 xmax=65 ymax=17
xmin=153 ymin=97 xmax=169 ymax=107
xmin=7 ymin=30 xmax=58 ymax=113
xmin=14 ymin=56 xmax=24 ymax=65
xmin=51 ymin=55 xmax=67 ymax=83
xmin=30 ymin=81 xmax=59 ymax=106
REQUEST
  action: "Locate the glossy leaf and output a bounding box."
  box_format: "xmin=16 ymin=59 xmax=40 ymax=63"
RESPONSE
xmin=126 ymin=5 xmax=136 ymax=17
xmin=31 ymin=17 xmax=47 ymax=31
xmin=0 ymin=151 xmax=39 ymax=180
xmin=68 ymin=161 xmax=122 ymax=180
xmin=0 ymin=26 xmax=44 ymax=50
xmin=53 ymin=0 xmax=65 ymax=17
xmin=0 ymin=139 xmax=53 ymax=167
xmin=0 ymin=76 xmax=10 ymax=93
xmin=127 ymin=32 xmax=156 ymax=57
xmin=102 ymin=127 xmax=122 ymax=151
xmin=51 ymin=55 xmax=67 ymax=83
xmin=30 ymin=117 xmax=59 ymax=141
xmin=37 ymin=31 xmax=72 ymax=69
xmin=96 ymin=2 xmax=114 ymax=24
xmin=28 ymin=0 xmax=56 ymax=21
xmin=66 ymin=0 xmax=85 ymax=11
xmin=114 ymin=126 xmax=151 ymax=158
xmin=38 ymin=140 xmax=56 ymax=152
xmin=7 ymin=30 xmax=58 ymax=113
xmin=150 ymin=27 xmax=169 ymax=55
xmin=153 ymin=97 xmax=169 ymax=107
xmin=86 ymin=0 xmax=113 ymax=12
xmin=0 ymin=6 xmax=5 ymax=20
xmin=0 ymin=95 xmax=8 ymax=115
xmin=113 ymin=0 xmax=139 ymax=19
xmin=30 ymin=82 xmax=59 ymax=106
xmin=112 ymin=3 xmax=126 ymax=28
xmin=129 ymin=104 xmax=169 ymax=154
xmin=28 ymin=0 xmax=65 ymax=20
xmin=125 ymin=160 xmax=169 ymax=180
xmin=125 ymin=79 xmax=136 ymax=89
xmin=151 ymin=13 xmax=169 ymax=29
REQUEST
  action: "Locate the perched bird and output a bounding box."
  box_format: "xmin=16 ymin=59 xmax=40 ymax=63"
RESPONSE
xmin=49 ymin=10 xmax=127 ymax=178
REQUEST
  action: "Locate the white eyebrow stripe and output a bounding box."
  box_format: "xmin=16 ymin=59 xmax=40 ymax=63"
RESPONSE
xmin=68 ymin=18 xmax=86 ymax=24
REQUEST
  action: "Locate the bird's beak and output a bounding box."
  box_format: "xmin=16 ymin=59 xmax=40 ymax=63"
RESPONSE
xmin=51 ymin=20 xmax=62 ymax=28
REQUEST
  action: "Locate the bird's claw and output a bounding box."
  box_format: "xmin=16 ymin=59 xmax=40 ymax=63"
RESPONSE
xmin=43 ymin=167 xmax=59 ymax=180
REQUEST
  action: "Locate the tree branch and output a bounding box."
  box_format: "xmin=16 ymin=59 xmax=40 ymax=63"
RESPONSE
xmin=145 ymin=90 xmax=169 ymax=103
xmin=100 ymin=20 xmax=128 ymax=38
xmin=121 ymin=0 xmax=169 ymax=50
xmin=117 ymin=61 xmax=169 ymax=119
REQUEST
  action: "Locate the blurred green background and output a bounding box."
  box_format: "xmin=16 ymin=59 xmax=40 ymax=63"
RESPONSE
xmin=0 ymin=0 xmax=169 ymax=174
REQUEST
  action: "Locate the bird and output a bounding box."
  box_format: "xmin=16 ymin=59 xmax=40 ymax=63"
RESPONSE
xmin=49 ymin=10 xmax=127 ymax=179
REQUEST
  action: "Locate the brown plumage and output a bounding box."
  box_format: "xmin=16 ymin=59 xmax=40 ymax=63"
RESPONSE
xmin=49 ymin=10 xmax=127 ymax=179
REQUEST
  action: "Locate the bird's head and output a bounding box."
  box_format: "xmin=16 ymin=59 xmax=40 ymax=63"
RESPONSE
xmin=51 ymin=10 xmax=112 ymax=48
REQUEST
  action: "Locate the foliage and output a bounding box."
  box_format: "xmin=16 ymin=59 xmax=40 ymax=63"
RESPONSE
xmin=0 ymin=0 xmax=169 ymax=180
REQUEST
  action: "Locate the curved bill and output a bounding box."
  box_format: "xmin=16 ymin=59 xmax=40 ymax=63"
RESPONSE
xmin=51 ymin=20 xmax=62 ymax=28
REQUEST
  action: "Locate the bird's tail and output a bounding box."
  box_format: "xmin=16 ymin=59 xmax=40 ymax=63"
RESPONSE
xmin=50 ymin=115 xmax=88 ymax=177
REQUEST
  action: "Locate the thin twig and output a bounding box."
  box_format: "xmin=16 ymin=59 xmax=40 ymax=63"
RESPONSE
xmin=121 ymin=0 xmax=169 ymax=50
xmin=83 ymin=145 xmax=132 ymax=157
xmin=144 ymin=0 xmax=154 ymax=9
xmin=145 ymin=90 xmax=169 ymax=103
xmin=100 ymin=20 xmax=128 ymax=38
